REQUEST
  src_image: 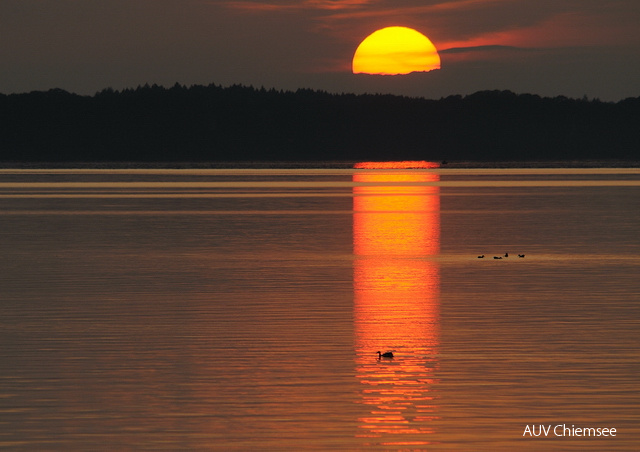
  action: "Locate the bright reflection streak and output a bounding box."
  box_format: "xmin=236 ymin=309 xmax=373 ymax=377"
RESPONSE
xmin=353 ymin=163 xmax=440 ymax=446
xmin=353 ymin=161 xmax=440 ymax=170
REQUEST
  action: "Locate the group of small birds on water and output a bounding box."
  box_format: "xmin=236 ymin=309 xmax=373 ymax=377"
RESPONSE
xmin=477 ymin=252 xmax=525 ymax=259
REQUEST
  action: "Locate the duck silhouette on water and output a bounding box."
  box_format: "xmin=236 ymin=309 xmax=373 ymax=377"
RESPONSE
xmin=377 ymin=351 xmax=394 ymax=359
xmin=482 ymin=252 xmax=526 ymax=259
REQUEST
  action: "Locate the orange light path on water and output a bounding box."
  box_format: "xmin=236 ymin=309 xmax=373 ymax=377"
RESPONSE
xmin=353 ymin=162 xmax=440 ymax=445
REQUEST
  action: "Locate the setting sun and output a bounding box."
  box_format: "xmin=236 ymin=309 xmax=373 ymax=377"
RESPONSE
xmin=352 ymin=26 xmax=441 ymax=75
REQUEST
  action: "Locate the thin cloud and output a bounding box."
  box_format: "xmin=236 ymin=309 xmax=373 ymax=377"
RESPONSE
xmin=223 ymin=0 xmax=377 ymax=12
xmin=439 ymin=10 xmax=640 ymax=50
xmin=222 ymin=0 xmax=507 ymax=15
xmin=308 ymin=0 xmax=508 ymax=23
xmin=307 ymin=0 xmax=377 ymax=10
xmin=437 ymin=44 xmax=541 ymax=63
xmin=440 ymin=45 xmax=532 ymax=53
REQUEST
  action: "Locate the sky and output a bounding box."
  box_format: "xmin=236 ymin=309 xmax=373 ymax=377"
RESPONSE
xmin=2 ymin=0 xmax=640 ymax=101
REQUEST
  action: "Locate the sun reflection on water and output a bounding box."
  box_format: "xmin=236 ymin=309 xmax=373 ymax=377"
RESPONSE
xmin=353 ymin=163 xmax=440 ymax=446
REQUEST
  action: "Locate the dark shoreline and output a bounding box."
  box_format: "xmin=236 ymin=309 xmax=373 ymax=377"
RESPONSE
xmin=3 ymin=86 xmax=640 ymax=164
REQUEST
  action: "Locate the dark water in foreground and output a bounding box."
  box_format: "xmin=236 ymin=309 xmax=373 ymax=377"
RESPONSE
xmin=1 ymin=168 xmax=639 ymax=450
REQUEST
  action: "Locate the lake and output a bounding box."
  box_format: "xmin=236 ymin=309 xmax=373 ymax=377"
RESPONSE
xmin=1 ymin=165 xmax=639 ymax=450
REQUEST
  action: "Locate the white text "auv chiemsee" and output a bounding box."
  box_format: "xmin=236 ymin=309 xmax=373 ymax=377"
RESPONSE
xmin=523 ymin=425 xmax=617 ymax=437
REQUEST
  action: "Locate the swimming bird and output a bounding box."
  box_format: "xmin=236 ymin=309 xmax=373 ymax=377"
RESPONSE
xmin=494 ymin=256 xmax=502 ymax=259
xmin=377 ymin=351 xmax=394 ymax=359
xmin=478 ymin=255 xmax=484 ymax=258
xmin=504 ymin=252 xmax=509 ymax=257
xmin=518 ymin=254 xmax=525 ymax=258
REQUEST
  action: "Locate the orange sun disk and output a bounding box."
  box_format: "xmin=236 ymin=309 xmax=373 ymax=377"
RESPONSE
xmin=352 ymin=26 xmax=441 ymax=75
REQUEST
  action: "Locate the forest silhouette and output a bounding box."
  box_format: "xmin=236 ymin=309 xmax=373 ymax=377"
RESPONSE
xmin=1 ymin=83 xmax=639 ymax=163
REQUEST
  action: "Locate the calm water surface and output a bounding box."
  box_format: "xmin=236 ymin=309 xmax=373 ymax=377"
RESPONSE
xmin=1 ymin=167 xmax=639 ymax=450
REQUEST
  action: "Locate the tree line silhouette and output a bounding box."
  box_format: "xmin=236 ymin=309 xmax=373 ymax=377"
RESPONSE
xmin=1 ymin=83 xmax=639 ymax=163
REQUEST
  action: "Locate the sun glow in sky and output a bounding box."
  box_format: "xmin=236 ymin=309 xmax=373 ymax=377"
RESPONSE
xmin=352 ymin=27 xmax=441 ymax=75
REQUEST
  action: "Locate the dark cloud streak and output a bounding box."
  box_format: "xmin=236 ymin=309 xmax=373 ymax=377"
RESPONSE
xmin=440 ymin=45 xmax=536 ymax=53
